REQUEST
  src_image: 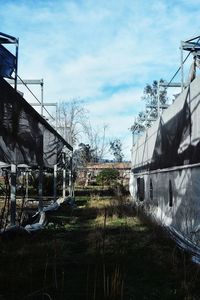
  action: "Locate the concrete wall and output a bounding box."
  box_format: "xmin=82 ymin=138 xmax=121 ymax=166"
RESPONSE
xmin=130 ymin=165 xmax=200 ymax=245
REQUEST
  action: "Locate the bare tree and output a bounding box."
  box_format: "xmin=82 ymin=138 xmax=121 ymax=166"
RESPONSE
xmin=82 ymin=122 xmax=109 ymax=162
xmin=56 ymin=99 xmax=88 ymax=146
xmin=55 ymin=99 xmax=109 ymax=162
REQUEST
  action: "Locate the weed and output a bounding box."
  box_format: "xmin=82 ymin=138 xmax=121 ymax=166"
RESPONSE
xmin=0 ymin=193 xmax=200 ymax=299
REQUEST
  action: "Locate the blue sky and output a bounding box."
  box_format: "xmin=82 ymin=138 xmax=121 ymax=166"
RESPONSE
xmin=0 ymin=0 xmax=200 ymax=159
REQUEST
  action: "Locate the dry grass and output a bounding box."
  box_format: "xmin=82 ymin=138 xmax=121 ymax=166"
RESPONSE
xmin=0 ymin=193 xmax=200 ymax=299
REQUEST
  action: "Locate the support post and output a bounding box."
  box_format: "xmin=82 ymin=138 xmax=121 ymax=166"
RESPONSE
xmin=25 ymin=169 xmax=29 ymax=202
xmin=180 ymin=41 xmax=184 ymax=92
xmin=38 ymin=166 xmax=43 ymax=212
xmin=10 ymin=164 xmax=16 ymax=226
xmin=68 ymin=157 xmax=73 ymax=197
xmin=54 ymin=164 xmax=57 ymax=202
xmin=14 ymin=39 xmax=19 ymax=91
xmin=132 ymin=130 xmax=135 ymax=146
xmin=62 ymin=168 xmax=66 ymax=199
xmin=56 ymin=103 xmax=58 ymax=130
xmin=41 ymin=79 xmax=44 ymax=116
xmin=157 ymin=82 xmax=160 ymax=118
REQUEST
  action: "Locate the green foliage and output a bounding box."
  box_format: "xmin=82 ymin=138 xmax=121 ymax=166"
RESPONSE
xmin=0 ymin=194 xmax=199 ymax=299
xmin=143 ymin=79 xmax=167 ymax=106
xmin=73 ymin=143 xmax=97 ymax=169
xmin=109 ymin=138 xmax=124 ymax=162
xmin=96 ymin=168 xmax=119 ymax=186
xmin=131 ymin=78 xmax=169 ymax=136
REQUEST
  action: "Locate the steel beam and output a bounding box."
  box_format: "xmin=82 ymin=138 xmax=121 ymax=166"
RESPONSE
xmin=29 ymin=103 xmax=57 ymax=106
xmin=184 ymin=35 xmax=200 ymax=43
xmin=159 ymin=82 xmax=182 ymax=87
xmin=6 ymin=79 xmax=43 ymax=85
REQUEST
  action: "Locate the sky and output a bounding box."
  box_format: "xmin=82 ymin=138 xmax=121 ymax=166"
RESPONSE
xmin=1 ymin=0 xmax=200 ymax=160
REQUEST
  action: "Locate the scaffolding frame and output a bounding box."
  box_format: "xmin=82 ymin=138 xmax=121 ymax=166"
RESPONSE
xmin=0 ymin=32 xmax=19 ymax=90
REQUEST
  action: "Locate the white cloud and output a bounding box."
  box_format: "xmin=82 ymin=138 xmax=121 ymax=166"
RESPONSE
xmin=87 ymin=89 xmax=143 ymax=116
xmin=1 ymin=0 xmax=200 ymax=159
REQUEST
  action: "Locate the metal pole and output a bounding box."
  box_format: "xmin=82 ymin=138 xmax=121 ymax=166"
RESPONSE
xmin=62 ymin=168 xmax=66 ymax=199
xmin=157 ymin=82 xmax=160 ymax=118
xmin=132 ymin=131 xmax=135 ymax=146
xmin=68 ymin=156 xmax=72 ymax=197
xmin=64 ymin=125 xmax=66 ymax=141
xmin=38 ymin=166 xmax=43 ymax=212
xmin=41 ymin=79 xmax=44 ymax=116
xmin=54 ymin=164 xmax=57 ymax=202
xmin=14 ymin=39 xmax=19 ymax=91
xmin=180 ymin=41 xmax=184 ymax=91
xmin=25 ymin=169 xmax=29 ymax=202
xmin=71 ymin=160 xmax=75 ymax=199
xmin=56 ymin=103 xmax=58 ymax=130
xmin=10 ymin=164 xmax=16 ymax=226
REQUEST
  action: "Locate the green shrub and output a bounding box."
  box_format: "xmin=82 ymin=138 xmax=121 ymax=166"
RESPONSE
xmin=96 ymin=169 xmax=119 ymax=186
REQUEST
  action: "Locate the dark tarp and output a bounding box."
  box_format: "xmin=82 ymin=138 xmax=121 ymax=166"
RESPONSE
xmin=0 ymin=32 xmax=17 ymax=44
xmin=0 ymin=44 xmax=15 ymax=78
xmin=150 ymin=86 xmax=200 ymax=170
xmin=0 ymin=77 xmax=72 ymax=167
xmin=150 ymin=108 xmax=187 ymax=169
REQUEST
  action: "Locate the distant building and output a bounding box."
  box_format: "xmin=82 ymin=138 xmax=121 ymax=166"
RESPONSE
xmin=76 ymin=162 xmax=131 ymax=186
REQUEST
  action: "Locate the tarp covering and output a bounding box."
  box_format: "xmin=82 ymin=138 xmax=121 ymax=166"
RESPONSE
xmin=151 ymin=99 xmax=190 ymax=169
xmin=0 ymin=77 xmax=72 ymax=167
xmin=166 ymin=226 xmax=200 ymax=265
xmin=131 ymin=76 xmax=200 ymax=172
xmin=0 ymin=32 xmax=17 ymax=44
xmin=0 ymin=44 xmax=15 ymax=78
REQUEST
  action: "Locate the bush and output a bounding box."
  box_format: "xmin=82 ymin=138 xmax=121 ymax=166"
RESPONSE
xmin=96 ymin=169 xmax=119 ymax=186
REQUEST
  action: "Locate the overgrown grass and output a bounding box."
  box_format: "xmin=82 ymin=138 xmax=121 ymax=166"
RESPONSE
xmin=0 ymin=193 xmax=200 ymax=299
